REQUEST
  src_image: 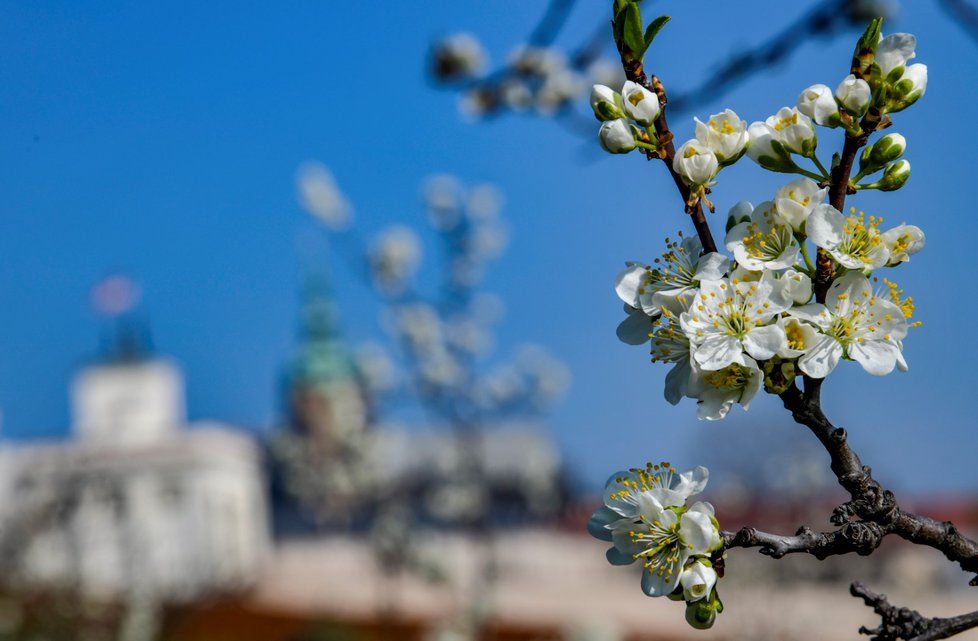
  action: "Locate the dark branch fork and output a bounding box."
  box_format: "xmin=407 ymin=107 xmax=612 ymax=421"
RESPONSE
xmin=612 ymin=17 xmax=978 ymax=639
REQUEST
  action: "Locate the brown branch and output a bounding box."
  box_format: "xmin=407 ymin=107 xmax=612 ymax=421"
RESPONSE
xmin=776 ymin=384 xmax=978 ymax=584
xmin=615 ymin=34 xmax=718 ymax=254
xmin=851 ymin=582 xmax=978 ymax=641
xmin=723 ymin=523 xmax=883 ymax=559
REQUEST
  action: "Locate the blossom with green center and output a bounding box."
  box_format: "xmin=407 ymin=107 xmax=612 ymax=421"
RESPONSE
xmin=807 ymin=205 xmax=890 ymax=270
xmin=680 ymin=274 xmax=790 ymax=371
xmin=615 ymin=235 xmax=729 ymax=318
xmin=788 ymin=272 xmax=909 ymax=377
xmin=725 ymin=201 xmax=800 ymax=272
xmin=588 ymin=462 xmax=721 ymax=597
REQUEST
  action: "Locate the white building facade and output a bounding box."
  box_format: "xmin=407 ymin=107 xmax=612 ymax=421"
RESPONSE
xmin=0 ymin=358 xmax=270 ymax=601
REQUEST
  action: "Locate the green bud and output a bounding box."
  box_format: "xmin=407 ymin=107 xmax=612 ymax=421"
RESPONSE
xmin=877 ymin=159 xmax=910 ymax=191
xmin=685 ymin=599 xmax=718 ymax=630
xmin=589 ymin=85 xmax=625 ymax=122
xmin=860 ymin=133 xmax=906 ymax=174
xmin=851 ymin=17 xmax=883 ymax=78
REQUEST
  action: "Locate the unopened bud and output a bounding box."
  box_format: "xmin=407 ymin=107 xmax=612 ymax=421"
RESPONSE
xmin=860 ymin=133 xmax=906 ymax=175
xmin=725 ymin=201 xmax=753 ymax=233
xmin=598 ymin=118 xmax=637 ymax=154
xmin=877 ymin=159 xmax=910 ymax=191
xmin=685 ymin=598 xmax=718 ymax=630
xmin=835 ymin=74 xmax=872 ymax=117
xmin=590 ymin=84 xmax=625 ymax=122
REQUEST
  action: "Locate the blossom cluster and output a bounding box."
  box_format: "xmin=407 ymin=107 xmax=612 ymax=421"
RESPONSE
xmin=588 ymin=463 xmax=724 ymax=628
xmin=616 ymin=182 xmax=923 ymax=419
xmin=590 ymin=82 xmax=749 ymax=205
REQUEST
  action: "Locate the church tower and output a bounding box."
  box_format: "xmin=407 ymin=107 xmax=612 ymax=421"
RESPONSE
xmin=286 ymin=273 xmax=367 ymax=452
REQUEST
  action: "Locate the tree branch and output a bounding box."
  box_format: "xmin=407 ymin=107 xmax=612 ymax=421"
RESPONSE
xmin=722 ymin=522 xmax=884 ymax=559
xmin=775 ymin=384 xmax=978 ymax=585
xmin=851 ymin=582 xmax=978 ymax=641
xmin=615 ymin=35 xmax=718 ymax=254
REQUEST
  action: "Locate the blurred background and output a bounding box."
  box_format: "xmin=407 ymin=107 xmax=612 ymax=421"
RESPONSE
xmin=1 ymin=1 xmax=977 ymax=639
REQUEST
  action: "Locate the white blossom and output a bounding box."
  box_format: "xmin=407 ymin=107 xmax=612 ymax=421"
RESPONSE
xmin=788 ymin=272 xmax=909 ymax=377
xmin=774 ymin=177 xmax=827 ymax=233
xmin=882 ymin=223 xmax=925 ymax=265
xmin=693 ymin=109 xmax=749 ymax=165
xmin=621 ymin=81 xmax=660 ymax=126
xmin=680 ymin=275 xmax=790 ymax=370
xmin=875 ymin=33 xmax=917 ymax=78
xmin=753 ymin=107 xmax=816 ymax=158
xmin=807 ymin=205 xmax=889 ymax=270
xmin=687 ymin=354 xmax=763 ymax=420
xmin=725 ymin=201 xmax=800 ymax=272
xmin=673 ymin=140 xmax=719 ymax=187
xmin=777 ymin=316 xmax=820 ymax=359
xmin=615 ymin=236 xmax=729 ymax=317
xmin=797 ymin=84 xmax=840 ymax=127
xmin=431 ymin=33 xmax=487 ymax=81
xmin=588 ymin=464 xmax=720 ymax=597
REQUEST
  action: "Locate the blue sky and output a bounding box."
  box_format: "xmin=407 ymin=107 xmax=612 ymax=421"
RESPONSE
xmin=1 ymin=1 xmax=976 ymax=492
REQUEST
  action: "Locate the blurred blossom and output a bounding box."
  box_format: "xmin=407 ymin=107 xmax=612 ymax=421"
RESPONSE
xmin=423 ymin=174 xmax=465 ymax=231
xmin=425 ymin=477 xmax=489 ymax=523
xmin=444 ymin=315 xmax=492 ymax=356
xmin=369 ymin=226 xmax=422 ymax=293
xmin=587 ymin=59 xmax=627 ymax=90
xmin=354 ymin=341 xmax=400 ymax=395
xmin=418 ymin=347 xmax=464 ymax=391
xmin=466 ymin=183 xmax=504 ymax=222
xmin=459 ymin=87 xmax=497 ymax=119
xmin=500 ymin=79 xmax=533 ymax=111
xmin=516 ymin=344 xmax=571 ymax=409
xmin=296 ymin=161 xmax=353 ymax=230
xmin=430 ymin=33 xmax=488 ymax=83
xmin=467 ymin=223 xmax=509 ymax=262
xmin=535 ymin=67 xmax=586 ymax=114
xmin=394 ymin=303 xmax=443 ymax=350
xmin=508 ymin=45 xmax=565 ymax=75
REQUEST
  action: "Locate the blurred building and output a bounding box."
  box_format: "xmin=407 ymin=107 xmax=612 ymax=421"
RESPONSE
xmin=0 ymin=352 xmax=271 ymax=601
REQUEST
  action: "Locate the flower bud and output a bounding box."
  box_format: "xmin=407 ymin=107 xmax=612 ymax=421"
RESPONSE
xmin=590 ymin=84 xmax=625 ymax=122
xmin=620 ymin=80 xmax=660 ymax=126
xmin=863 ymin=133 xmax=906 ymax=172
xmin=680 ymin=561 xmax=717 ymax=603
xmin=780 ymin=269 xmax=813 ymax=305
xmin=725 ymin=200 xmax=753 ymax=233
xmin=685 ymin=598 xmax=718 ymax=630
xmin=673 ymin=140 xmax=719 ymax=186
xmin=774 ymin=177 xmax=826 ymax=233
xmin=797 ymin=84 xmax=840 ymax=127
xmin=746 ymin=122 xmax=797 ymax=173
xmin=598 ymin=118 xmax=637 ymax=154
xmin=835 ymin=74 xmax=872 ymax=117
xmin=877 ymin=159 xmax=910 ymax=191
xmin=887 ymin=64 xmax=928 ymax=113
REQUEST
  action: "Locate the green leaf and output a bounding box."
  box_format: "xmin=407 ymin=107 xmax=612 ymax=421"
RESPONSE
xmin=622 ymin=2 xmax=645 ymax=57
xmin=643 ymin=15 xmax=670 ymax=51
xmin=857 ymin=17 xmax=883 ymax=55
xmin=613 ymin=5 xmax=629 ymax=46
